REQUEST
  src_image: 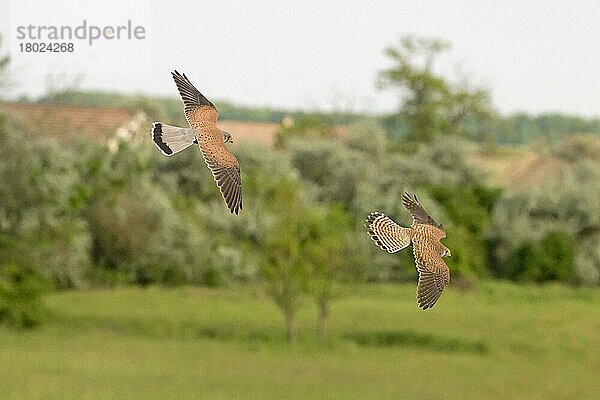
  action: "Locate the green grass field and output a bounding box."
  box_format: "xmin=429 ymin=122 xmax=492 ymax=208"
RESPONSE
xmin=1 ymin=282 xmax=599 ymax=399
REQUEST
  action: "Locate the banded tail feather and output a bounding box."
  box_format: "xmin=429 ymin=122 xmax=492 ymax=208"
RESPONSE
xmin=365 ymin=212 xmax=413 ymax=253
xmin=151 ymin=122 xmax=198 ymax=156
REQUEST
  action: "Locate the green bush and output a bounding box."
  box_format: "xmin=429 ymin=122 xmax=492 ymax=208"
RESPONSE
xmin=501 ymin=231 xmax=575 ymax=282
xmin=290 ymin=140 xmax=371 ymax=209
xmin=426 ymin=185 xmax=501 ymax=278
xmin=429 ymin=185 xmax=501 ymax=234
xmin=0 ymin=114 xmax=91 ymax=288
xmin=0 ymin=263 xmax=47 ymax=328
xmin=345 ymin=119 xmax=387 ymax=156
xmin=85 ymin=181 xmax=212 ymax=286
xmin=488 ymin=160 xmax=599 ymax=284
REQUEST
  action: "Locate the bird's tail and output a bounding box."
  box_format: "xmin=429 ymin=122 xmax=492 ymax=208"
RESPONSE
xmin=365 ymin=212 xmax=413 ymax=254
xmin=151 ymin=122 xmax=197 ymax=156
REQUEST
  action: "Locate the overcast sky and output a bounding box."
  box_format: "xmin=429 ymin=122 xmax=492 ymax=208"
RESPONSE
xmin=2 ymin=0 xmax=599 ymax=117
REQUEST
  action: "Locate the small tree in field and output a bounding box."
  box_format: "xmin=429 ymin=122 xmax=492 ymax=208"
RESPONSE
xmin=303 ymin=205 xmax=355 ymax=339
xmin=0 ymin=263 xmax=47 ymax=328
xmin=260 ymin=172 xmax=361 ymax=341
xmin=261 ymin=175 xmax=311 ymax=343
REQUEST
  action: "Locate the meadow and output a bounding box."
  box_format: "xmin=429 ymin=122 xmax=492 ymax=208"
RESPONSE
xmin=1 ymin=282 xmax=599 ymax=399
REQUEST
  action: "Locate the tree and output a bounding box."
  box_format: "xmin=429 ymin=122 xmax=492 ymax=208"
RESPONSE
xmin=303 ymin=204 xmax=355 ymax=339
xmin=259 ymin=177 xmax=361 ymax=342
xmin=261 ymin=175 xmax=311 ymax=343
xmin=378 ymin=35 xmax=494 ymax=142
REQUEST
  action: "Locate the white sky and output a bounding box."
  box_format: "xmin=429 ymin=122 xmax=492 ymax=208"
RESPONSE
xmin=2 ymin=0 xmax=599 ymax=117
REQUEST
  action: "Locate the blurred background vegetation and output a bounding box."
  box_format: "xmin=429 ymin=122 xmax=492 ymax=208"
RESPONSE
xmin=1 ymin=34 xmax=599 ymax=328
xmin=0 ymin=33 xmax=599 ymax=399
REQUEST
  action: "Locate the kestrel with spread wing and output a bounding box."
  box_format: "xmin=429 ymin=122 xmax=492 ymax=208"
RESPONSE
xmin=365 ymin=192 xmax=451 ymax=310
xmin=151 ymin=70 xmax=242 ymax=215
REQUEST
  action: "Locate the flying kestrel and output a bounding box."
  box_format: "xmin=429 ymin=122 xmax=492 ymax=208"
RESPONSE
xmin=151 ymin=71 xmax=242 ymax=215
xmin=365 ymin=192 xmax=451 ymax=310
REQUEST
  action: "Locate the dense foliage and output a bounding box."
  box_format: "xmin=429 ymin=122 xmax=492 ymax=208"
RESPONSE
xmin=2 ymin=109 xmax=596 ymax=297
xmin=0 ymin=263 xmax=47 ymax=328
xmin=487 ymin=154 xmax=600 ymax=285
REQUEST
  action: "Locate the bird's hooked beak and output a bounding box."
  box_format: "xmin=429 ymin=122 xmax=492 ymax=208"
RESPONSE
xmin=223 ymin=131 xmax=234 ymax=144
xmin=447 ymin=250 xmax=452 ymax=258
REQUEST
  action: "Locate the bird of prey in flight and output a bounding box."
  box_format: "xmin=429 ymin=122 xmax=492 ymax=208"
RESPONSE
xmin=365 ymin=192 xmax=451 ymax=310
xmin=151 ymin=71 xmax=242 ymax=215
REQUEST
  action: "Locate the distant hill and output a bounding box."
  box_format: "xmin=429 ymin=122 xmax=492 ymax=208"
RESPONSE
xmin=28 ymin=90 xmax=600 ymax=145
xmin=0 ymin=101 xmax=138 ymax=140
xmin=34 ymin=90 xmax=364 ymax=126
xmin=467 ymin=134 xmax=600 ymax=189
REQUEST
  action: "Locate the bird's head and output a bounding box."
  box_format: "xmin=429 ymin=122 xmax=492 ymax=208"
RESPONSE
xmin=222 ymin=130 xmax=234 ymax=144
xmin=441 ymin=245 xmax=452 ymax=258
